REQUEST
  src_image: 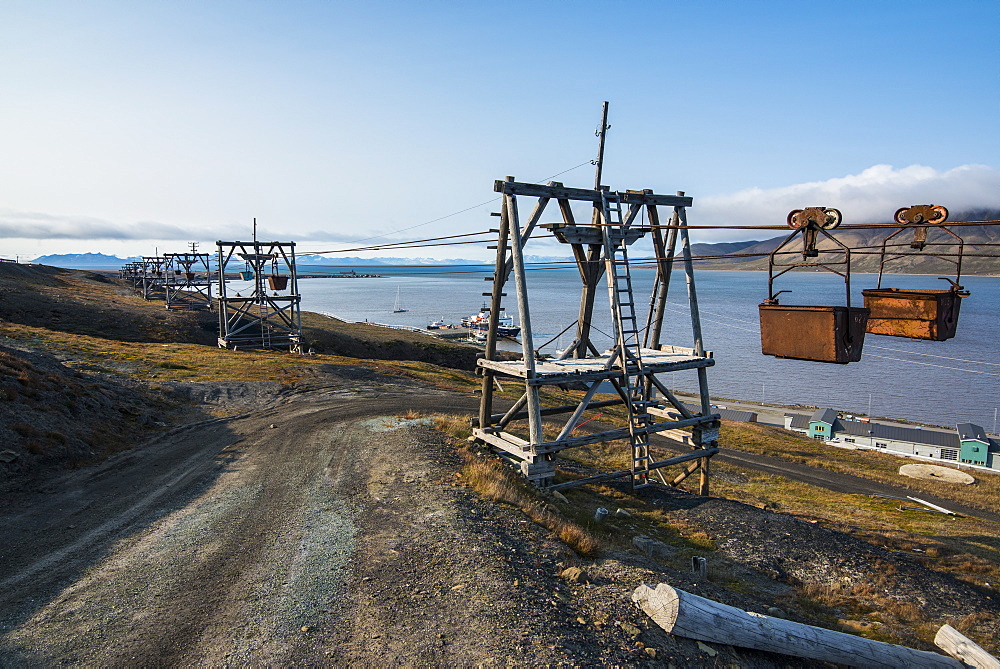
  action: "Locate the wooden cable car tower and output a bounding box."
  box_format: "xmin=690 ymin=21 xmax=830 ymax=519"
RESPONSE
xmin=216 ymin=220 xmax=302 ymax=352
xmin=164 ymin=245 xmax=213 ymax=310
xmin=473 ymin=103 xmax=720 ymax=491
xmin=139 ymin=255 xmax=168 ymax=300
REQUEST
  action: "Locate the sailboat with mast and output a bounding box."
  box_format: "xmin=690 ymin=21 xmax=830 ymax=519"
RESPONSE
xmin=391 ymin=285 xmax=407 ymax=313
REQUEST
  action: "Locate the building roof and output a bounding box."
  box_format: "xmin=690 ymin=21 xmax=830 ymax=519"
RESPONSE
xmin=685 ymin=404 xmax=757 ymax=423
xmin=957 ymin=423 xmax=989 ymax=443
xmin=785 ymin=413 xmax=810 ymax=430
xmin=810 ymin=408 xmax=839 ymax=426
xmin=784 ymin=411 xmax=961 ymax=448
xmin=836 ymin=420 xmax=959 ymax=448
xmin=717 ymin=408 xmax=758 ymax=422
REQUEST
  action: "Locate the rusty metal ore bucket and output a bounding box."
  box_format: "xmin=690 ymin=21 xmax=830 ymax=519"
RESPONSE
xmin=267 ymin=275 xmax=289 ymax=291
xmin=759 ymin=304 xmax=869 ymax=364
xmin=862 ymin=287 xmax=967 ymax=341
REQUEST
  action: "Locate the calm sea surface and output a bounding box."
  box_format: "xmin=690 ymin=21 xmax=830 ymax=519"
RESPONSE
xmin=293 ymin=269 xmax=999 ymax=431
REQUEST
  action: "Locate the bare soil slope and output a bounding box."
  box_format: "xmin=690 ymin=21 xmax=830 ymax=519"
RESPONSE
xmin=1 ymin=264 xmax=997 ymax=665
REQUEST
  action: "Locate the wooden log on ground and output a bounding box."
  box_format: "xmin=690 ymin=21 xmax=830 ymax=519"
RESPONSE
xmin=632 ymin=583 xmax=962 ymax=668
xmin=934 ymin=624 xmax=1000 ymax=668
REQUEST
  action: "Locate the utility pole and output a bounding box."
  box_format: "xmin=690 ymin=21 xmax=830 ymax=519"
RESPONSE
xmin=592 ymin=100 xmax=610 ymax=190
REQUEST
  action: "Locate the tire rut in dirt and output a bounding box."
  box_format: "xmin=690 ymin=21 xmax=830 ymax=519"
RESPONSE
xmin=0 ymin=405 xmax=360 ymax=665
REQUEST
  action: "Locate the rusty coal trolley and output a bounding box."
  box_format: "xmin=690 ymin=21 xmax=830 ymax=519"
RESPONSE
xmin=759 ymin=207 xmax=869 ymax=364
xmin=861 ymin=204 xmax=969 ymax=341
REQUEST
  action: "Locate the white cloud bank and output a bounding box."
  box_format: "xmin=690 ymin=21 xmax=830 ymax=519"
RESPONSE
xmin=694 ymin=164 xmax=1000 ymax=241
xmin=0 ymin=210 xmax=198 ymax=241
xmin=0 ymin=210 xmax=364 ymax=246
xmin=3 ymin=164 xmax=998 ymax=254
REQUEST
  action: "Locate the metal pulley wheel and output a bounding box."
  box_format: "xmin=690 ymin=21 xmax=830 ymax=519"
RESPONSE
xmin=894 ymin=204 xmax=948 ymax=226
xmin=786 ymin=207 xmax=843 ymax=229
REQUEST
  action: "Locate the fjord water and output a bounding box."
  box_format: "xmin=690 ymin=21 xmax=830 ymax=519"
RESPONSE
xmin=297 ymin=270 xmax=999 ymax=430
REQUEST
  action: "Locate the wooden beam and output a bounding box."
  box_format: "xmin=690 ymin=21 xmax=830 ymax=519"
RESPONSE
xmin=532 ymin=415 xmax=720 ymax=454
xmin=496 ymin=392 xmax=528 ymax=429
xmin=634 ymin=584 xmax=963 ymax=669
xmin=934 ymin=624 xmax=1000 ymax=668
xmin=495 ymin=180 xmax=693 ymax=207
xmin=669 ymin=460 xmax=701 ymax=486
xmin=505 ymin=189 xmax=543 ymax=444
xmin=470 ymin=398 xmax=625 ymax=427
xmin=548 ymin=448 xmax=718 ymax=491
xmin=555 ymin=380 xmax=607 ymax=441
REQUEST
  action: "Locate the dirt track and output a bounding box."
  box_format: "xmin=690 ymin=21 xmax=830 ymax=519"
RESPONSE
xmin=2 ymin=364 xmax=996 ymax=665
xmin=0 ymin=365 xmax=493 ymax=665
xmin=0 ymin=365 xmax=706 ymax=666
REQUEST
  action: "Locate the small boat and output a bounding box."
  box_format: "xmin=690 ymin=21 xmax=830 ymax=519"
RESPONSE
xmin=461 ymin=303 xmax=520 ymax=337
xmin=391 ymin=286 xmax=407 ymax=313
xmin=427 ymin=317 xmax=447 ymax=329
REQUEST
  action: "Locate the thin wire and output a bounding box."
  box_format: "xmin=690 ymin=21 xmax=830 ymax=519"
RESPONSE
xmin=535 ymin=320 xmax=579 ymax=351
xmin=302 ymin=217 xmax=1000 ymax=261
xmin=866 ymin=344 xmax=1000 ymax=367
xmin=307 ymin=231 xmax=495 ymax=255
xmin=865 ymin=354 xmax=1000 ymax=377
xmin=326 ymin=160 xmax=594 ymax=247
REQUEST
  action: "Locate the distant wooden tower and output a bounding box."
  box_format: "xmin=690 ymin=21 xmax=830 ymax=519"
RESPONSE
xmin=163 ymin=252 xmax=212 ymax=310
xmin=473 ymin=177 xmax=720 ymax=492
xmin=215 ymin=239 xmax=302 ymax=352
xmin=139 ymin=256 xmax=168 ymax=300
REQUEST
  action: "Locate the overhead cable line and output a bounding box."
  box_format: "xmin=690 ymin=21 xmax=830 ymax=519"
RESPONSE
xmin=865 ymin=354 xmax=1000 ymax=377
xmin=304 ymin=159 xmax=595 ymax=252
xmin=866 ymin=345 xmax=1000 ymax=367
xmin=306 ymin=230 xmax=495 ymax=255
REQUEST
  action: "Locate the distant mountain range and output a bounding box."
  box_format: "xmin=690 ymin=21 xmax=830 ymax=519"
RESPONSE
xmin=29 ymin=252 xmax=141 ymax=268
xmin=27 ymin=253 xmax=494 ymax=271
xmin=27 ymin=210 xmax=1000 ymax=275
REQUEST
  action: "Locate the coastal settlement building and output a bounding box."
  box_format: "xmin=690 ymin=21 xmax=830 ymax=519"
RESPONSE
xmin=784 ymin=408 xmax=999 ymax=470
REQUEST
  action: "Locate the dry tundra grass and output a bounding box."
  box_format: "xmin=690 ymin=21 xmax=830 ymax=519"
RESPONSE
xmin=456 ymin=446 xmax=601 ymax=557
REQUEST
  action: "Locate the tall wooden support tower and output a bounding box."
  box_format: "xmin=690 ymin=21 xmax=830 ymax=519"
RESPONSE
xmin=163 ymin=252 xmax=213 ymax=310
xmin=216 ymin=241 xmax=302 ymax=352
xmin=140 ymin=256 xmax=167 ymax=300
xmin=121 ymin=262 xmax=139 ymax=286
xmin=473 ymin=177 xmax=720 ymax=491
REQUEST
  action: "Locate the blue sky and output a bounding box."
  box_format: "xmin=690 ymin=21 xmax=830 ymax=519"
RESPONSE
xmin=1 ymin=0 xmax=998 ymax=260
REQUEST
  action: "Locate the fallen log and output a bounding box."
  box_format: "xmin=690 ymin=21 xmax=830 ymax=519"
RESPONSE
xmin=934 ymin=624 xmax=1000 ymax=668
xmin=632 ymin=583 xmax=962 ymax=668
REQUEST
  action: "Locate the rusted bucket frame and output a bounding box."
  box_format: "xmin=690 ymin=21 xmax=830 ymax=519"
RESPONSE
xmin=760 ymin=216 xmax=867 ymax=363
xmin=869 ymin=209 xmax=968 ymax=340
xmin=875 ymin=224 xmax=964 ymax=290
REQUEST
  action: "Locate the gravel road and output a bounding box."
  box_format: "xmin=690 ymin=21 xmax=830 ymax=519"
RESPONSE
xmin=1 ymin=364 xmax=993 ymax=665
xmin=0 ymin=365 xmax=489 ymax=665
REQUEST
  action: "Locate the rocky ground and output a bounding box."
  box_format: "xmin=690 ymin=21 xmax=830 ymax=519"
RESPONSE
xmin=1 ymin=365 xmax=996 ymax=665
xmin=1 ymin=264 xmax=997 ymax=665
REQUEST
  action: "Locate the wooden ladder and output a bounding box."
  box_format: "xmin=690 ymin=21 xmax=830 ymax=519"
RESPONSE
xmin=600 ymin=190 xmax=652 ymax=487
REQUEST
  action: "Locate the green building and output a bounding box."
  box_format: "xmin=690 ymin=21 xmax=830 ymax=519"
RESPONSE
xmin=958 ymin=423 xmax=991 ymax=466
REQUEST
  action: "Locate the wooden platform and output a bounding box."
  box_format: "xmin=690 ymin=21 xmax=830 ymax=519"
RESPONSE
xmin=477 ymin=345 xmax=713 ymax=383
